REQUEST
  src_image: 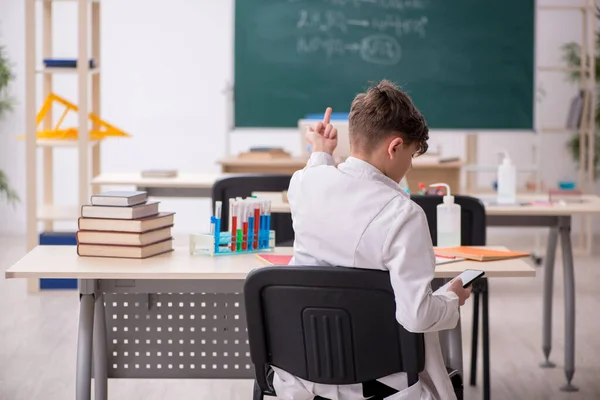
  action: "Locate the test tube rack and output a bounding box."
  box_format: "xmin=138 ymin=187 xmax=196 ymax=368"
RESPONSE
xmin=189 ymin=197 xmax=276 ymax=256
xmin=189 ymin=230 xmax=276 ymax=256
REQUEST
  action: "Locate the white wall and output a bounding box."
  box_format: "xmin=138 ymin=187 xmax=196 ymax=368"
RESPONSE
xmin=0 ymin=0 xmax=591 ymax=235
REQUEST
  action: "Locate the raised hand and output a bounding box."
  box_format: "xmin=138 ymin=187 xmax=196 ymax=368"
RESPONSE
xmin=306 ymin=107 xmax=338 ymax=155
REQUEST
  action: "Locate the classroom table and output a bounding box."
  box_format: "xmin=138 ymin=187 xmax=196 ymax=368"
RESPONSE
xmin=5 ymin=245 xmax=534 ymax=400
xmin=92 ymin=157 xmax=462 ymax=199
xmin=268 ymin=193 xmax=600 ymax=392
xmin=92 ymin=172 xmax=232 ymax=198
xmin=217 ymin=156 xmax=463 ymax=192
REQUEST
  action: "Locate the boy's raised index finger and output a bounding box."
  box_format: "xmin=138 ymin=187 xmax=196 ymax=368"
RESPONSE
xmin=323 ymin=107 xmax=332 ymax=124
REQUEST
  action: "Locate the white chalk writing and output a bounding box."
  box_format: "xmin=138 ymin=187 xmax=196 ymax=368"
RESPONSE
xmin=297 ymin=10 xmax=428 ymax=37
xmin=297 ymin=9 xmax=348 ymax=32
xmin=297 ymin=34 xmax=402 ymax=65
xmin=323 ymin=0 xmax=427 ymax=10
xmin=371 ymin=15 xmax=428 ymax=37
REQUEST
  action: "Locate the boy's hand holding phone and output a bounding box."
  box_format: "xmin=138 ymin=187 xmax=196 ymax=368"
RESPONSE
xmin=448 ymin=278 xmax=472 ymax=306
xmin=306 ymin=107 xmax=338 ymax=155
xmin=435 ymin=269 xmax=482 ymax=306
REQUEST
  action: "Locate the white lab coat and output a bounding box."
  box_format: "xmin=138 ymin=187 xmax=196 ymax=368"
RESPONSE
xmin=272 ymin=153 xmax=460 ymax=400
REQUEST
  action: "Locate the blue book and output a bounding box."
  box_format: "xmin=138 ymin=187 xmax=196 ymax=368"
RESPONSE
xmin=39 ymin=232 xmax=78 ymax=290
xmin=43 ymin=58 xmax=96 ymax=68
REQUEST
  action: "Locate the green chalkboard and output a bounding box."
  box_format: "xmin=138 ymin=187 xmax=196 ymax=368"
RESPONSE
xmin=234 ymin=0 xmax=535 ymax=129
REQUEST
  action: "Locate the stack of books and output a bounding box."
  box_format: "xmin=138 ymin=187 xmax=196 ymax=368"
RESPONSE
xmin=76 ymin=191 xmax=175 ymax=259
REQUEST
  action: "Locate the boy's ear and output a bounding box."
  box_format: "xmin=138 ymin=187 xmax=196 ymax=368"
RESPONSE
xmin=387 ymin=137 xmax=404 ymax=159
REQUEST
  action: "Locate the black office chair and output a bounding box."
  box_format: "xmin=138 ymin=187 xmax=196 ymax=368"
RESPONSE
xmin=410 ymin=195 xmax=490 ymax=400
xmin=244 ymin=265 xmax=442 ymax=400
xmin=211 ymin=174 xmax=295 ymax=246
xmin=244 ymin=266 xmax=436 ymax=400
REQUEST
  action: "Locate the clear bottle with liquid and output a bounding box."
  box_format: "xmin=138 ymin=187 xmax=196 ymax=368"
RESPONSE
xmin=430 ymin=183 xmax=461 ymax=248
xmin=497 ymin=151 xmax=516 ymax=204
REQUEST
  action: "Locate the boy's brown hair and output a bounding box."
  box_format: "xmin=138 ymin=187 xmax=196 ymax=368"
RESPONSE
xmin=349 ymin=80 xmax=429 ymax=156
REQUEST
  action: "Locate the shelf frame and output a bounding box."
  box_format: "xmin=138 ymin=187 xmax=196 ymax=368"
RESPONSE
xmin=24 ymin=0 xmax=102 ymax=292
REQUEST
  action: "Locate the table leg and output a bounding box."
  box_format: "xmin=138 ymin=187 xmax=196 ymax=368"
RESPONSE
xmin=540 ymin=226 xmax=558 ymax=368
xmin=76 ymin=294 xmax=95 ymax=400
xmin=482 ymin=285 xmax=490 ymax=400
xmin=93 ymin=293 xmax=108 ymax=400
xmin=469 ymin=292 xmax=479 ymax=387
xmin=559 ymin=217 xmax=578 ymax=392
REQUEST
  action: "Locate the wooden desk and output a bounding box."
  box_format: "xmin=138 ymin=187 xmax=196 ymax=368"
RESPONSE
xmin=405 ymin=160 xmax=462 ymax=195
xmin=93 ymin=158 xmax=463 ymax=199
xmin=217 ymin=157 xmax=307 ymax=175
xmin=266 ymin=193 xmax=600 ymax=392
xmin=5 ymin=245 xmax=534 ymax=281
xmin=269 ymin=194 xmax=600 ymax=216
xmin=92 ymin=172 xmax=233 ymax=198
xmin=217 ymin=156 xmax=462 ymax=192
xmin=6 ymin=245 xmax=533 ymax=400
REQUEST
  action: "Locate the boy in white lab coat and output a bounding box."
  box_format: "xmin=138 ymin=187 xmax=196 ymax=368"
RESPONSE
xmin=272 ymin=80 xmax=471 ymax=400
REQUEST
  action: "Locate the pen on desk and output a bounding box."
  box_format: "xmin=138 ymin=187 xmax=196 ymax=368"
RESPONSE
xmin=253 ymin=201 xmax=260 ymax=249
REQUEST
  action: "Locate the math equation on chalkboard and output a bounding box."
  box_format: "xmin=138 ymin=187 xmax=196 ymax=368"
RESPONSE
xmin=291 ymin=0 xmax=428 ymax=65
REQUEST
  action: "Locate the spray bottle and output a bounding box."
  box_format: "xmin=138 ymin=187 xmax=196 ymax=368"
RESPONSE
xmin=497 ymin=150 xmax=516 ymax=204
xmin=430 ymin=183 xmax=461 ymax=248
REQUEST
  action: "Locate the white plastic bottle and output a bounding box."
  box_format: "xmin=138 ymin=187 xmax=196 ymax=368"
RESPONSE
xmin=430 ymin=183 xmax=461 ymax=248
xmin=497 ymin=151 xmax=516 ymax=205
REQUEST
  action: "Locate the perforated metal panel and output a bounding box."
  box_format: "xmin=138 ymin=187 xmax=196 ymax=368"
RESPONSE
xmin=103 ymin=292 xmax=254 ymax=379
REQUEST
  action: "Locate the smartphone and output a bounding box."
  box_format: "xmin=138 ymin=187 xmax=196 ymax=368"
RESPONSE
xmin=456 ymin=269 xmax=485 ymax=287
xmin=434 ymin=269 xmax=485 ymax=294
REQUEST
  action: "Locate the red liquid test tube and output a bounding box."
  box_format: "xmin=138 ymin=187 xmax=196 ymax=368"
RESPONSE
xmin=253 ymin=202 xmax=260 ymax=249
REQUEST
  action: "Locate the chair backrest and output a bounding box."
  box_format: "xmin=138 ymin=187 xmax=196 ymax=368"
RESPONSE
xmin=244 ymin=265 xmax=425 ymax=392
xmin=410 ymin=195 xmax=487 ymax=246
xmin=211 ymin=174 xmax=294 ymax=245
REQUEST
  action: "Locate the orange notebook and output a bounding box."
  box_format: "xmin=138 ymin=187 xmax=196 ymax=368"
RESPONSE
xmin=434 ymin=247 xmax=529 ymax=262
xmin=255 ymin=254 xmax=293 ymax=266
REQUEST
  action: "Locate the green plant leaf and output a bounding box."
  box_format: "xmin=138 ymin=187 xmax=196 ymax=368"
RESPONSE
xmin=0 ymin=42 xmax=18 ymax=202
xmin=561 ymin=10 xmax=600 ymax=180
xmin=0 ymin=44 xmax=15 ymax=120
xmin=566 ymin=134 xmax=600 ymax=178
xmin=0 ymin=169 xmax=19 ymax=204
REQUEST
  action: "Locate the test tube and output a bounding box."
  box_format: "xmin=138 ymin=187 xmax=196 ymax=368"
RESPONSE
xmin=228 ymin=198 xmax=234 ymax=240
xmin=242 ymin=200 xmax=249 ymax=251
xmin=253 ymin=201 xmax=260 ymax=249
xmin=214 ymin=201 xmax=222 ymax=253
xmin=248 ymin=199 xmax=255 ymax=250
xmin=236 ymin=201 xmax=243 ymax=252
xmin=259 ymin=200 xmax=266 ymax=248
xmin=230 ymin=199 xmax=238 ymax=252
xmin=266 ymin=200 xmax=271 ymax=248
xmin=258 ymin=201 xmax=264 ymax=249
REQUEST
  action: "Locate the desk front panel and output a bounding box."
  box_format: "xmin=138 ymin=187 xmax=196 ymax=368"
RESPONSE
xmin=101 ymin=279 xmax=254 ymax=379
